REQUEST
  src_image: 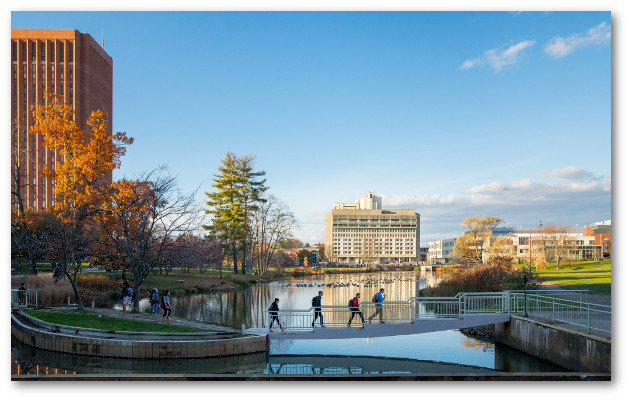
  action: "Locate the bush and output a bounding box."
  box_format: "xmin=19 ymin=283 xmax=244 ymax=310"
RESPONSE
xmin=420 ymin=264 xmax=539 ymax=297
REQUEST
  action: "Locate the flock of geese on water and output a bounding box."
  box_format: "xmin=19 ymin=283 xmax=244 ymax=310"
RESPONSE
xmin=285 ymin=276 xmax=426 ymax=289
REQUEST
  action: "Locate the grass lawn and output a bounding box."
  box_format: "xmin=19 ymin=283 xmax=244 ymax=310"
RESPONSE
xmin=22 ymin=309 xmax=219 ymax=333
xmin=535 ymin=260 xmax=611 ymax=295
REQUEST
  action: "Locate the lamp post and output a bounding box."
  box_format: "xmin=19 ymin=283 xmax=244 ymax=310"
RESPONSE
xmin=523 ymin=273 xmax=528 ymax=317
xmin=529 ymin=229 xmax=532 ymax=272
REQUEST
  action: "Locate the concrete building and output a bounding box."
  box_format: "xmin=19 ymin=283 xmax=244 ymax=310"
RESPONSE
xmin=11 ymin=29 xmax=113 ymax=210
xmin=325 ymin=192 xmax=420 ymax=265
xmin=427 ymin=237 xmax=457 ymax=265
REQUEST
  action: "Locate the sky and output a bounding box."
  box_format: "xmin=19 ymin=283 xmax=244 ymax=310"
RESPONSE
xmin=9 ymin=10 xmax=612 ymax=246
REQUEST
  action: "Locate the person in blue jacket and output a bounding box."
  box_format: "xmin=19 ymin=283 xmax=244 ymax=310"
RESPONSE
xmin=369 ymin=288 xmax=386 ymax=323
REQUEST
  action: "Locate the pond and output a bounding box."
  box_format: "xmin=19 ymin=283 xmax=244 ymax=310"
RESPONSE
xmin=12 ymin=271 xmax=569 ymax=375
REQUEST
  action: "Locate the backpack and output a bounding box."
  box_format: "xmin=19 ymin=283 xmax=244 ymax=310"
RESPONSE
xmin=348 ymin=298 xmax=354 ymax=307
xmin=126 ymin=286 xmax=133 ymax=297
xmin=372 ymin=293 xmax=378 ymax=303
xmin=151 ymin=291 xmax=159 ymax=301
xmin=312 ymin=296 xmax=317 ymax=307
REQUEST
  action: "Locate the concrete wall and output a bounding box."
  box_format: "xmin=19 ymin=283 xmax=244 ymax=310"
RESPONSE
xmin=12 ymin=314 xmax=268 ymax=359
xmin=495 ymin=316 xmax=611 ymax=373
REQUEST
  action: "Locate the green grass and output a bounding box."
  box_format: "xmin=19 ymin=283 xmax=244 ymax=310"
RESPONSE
xmin=535 ymin=260 xmax=611 ymax=295
xmin=23 ymin=309 xmax=219 ymax=333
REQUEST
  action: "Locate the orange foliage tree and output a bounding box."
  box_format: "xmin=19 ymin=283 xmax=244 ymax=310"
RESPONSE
xmin=96 ymin=169 xmax=201 ymax=310
xmin=30 ymin=94 xmax=133 ymax=308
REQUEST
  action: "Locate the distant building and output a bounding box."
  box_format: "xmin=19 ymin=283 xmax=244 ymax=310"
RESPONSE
xmin=493 ymin=226 xmax=603 ymax=262
xmin=586 ymin=221 xmax=611 ymax=257
xmin=325 ymin=192 xmax=420 ymax=265
xmin=427 ymin=238 xmax=457 ymax=265
xmin=276 ymin=248 xmax=320 ymax=266
xmin=11 ymin=29 xmax=113 ymax=210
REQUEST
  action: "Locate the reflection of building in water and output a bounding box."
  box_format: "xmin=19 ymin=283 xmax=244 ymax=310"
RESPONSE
xmin=320 ymin=272 xmax=428 ymax=304
xmin=325 ymin=192 xmax=421 ymax=265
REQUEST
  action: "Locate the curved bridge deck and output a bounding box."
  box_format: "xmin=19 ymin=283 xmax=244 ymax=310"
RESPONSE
xmin=245 ymin=291 xmax=610 ymax=340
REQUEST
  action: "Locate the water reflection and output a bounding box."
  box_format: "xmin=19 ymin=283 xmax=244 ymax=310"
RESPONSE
xmin=99 ymin=271 xmax=568 ymax=374
xmin=165 ymin=271 xmax=437 ymax=328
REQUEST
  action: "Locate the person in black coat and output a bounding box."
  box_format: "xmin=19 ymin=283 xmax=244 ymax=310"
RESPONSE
xmin=269 ymin=298 xmax=284 ymax=332
xmin=312 ymin=291 xmax=325 ymax=327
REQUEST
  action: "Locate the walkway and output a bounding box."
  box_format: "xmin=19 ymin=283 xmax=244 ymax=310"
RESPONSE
xmin=39 ymin=307 xmax=239 ymax=334
xmin=246 ymin=313 xmax=510 ymax=339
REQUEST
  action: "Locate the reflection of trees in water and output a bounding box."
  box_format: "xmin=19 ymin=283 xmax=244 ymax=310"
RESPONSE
xmin=459 ymin=336 xmax=494 ymax=351
xmin=174 ymin=271 xmax=441 ymax=328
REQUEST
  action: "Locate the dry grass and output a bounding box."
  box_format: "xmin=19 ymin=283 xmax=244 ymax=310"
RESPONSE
xmin=11 ymin=273 xmax=120 ymax=307
xmin=12 ymin=274 xmax=74 ymax=306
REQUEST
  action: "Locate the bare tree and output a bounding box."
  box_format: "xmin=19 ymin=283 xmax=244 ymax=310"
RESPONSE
xmin=97 ymin=168 xmax=202 ymax=310
xmin=251 ymin=194 xmax=297 ymax=275
xmin=539 ymin=225 xmax=574 ymax=269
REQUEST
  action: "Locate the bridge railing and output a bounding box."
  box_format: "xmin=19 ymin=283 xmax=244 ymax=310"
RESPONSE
xmin=511 ymin=292 xmax=611 ymax=335
xmin=260 ymin=291 xmax=610 ymax=334
xmin=11 ymin=289 xmax=38 ymax=310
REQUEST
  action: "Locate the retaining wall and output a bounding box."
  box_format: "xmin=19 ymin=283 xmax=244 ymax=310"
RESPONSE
xmin=11 ymin=314 xmax=268 ymax=359
xmin=494 ymin=316 xmax=611 ymax=373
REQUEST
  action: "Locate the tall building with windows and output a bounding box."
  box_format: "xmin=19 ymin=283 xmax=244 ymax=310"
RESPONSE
xmin=324 ymin=192 xmax=420 ymax=265
xmin=11 ymin=29 xmax=113 ymax=210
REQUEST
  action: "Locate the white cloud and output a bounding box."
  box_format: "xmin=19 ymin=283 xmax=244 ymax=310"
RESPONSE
xmin=460 ymin=40 xmax=535 ymax=72
xmin=545 ymin=22 xmax=611 ymax=58
xmin=380 ymin=168 xmax=610 ymax=244
xmin=547 ymin=166 xmax=594 ymax=180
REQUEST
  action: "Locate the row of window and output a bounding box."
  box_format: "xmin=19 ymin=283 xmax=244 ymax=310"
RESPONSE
xmin=12 ymin=40 xmax=73 ymax=63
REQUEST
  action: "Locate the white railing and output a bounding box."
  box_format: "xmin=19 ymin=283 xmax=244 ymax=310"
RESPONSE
xmin=259 ymin=290 xmax=611 ymax=335
xmin=11 ymin=289 xmax=38 ymax=309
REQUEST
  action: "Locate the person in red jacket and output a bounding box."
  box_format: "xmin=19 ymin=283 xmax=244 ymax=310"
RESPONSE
xmin=347 ymin=293 xmax=365 ymax=327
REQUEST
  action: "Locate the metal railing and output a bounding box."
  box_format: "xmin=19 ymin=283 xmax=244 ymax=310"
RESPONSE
xmin=11 ymin=289 xmax=38 ymax=309
xmin=258 ymin=290 xmax=611 ymax=336
xmin=511 ymin=292 xmax=610 ymax=335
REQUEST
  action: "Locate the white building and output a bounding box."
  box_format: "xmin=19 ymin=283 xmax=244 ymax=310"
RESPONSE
xmin=427 ymin=238 xmax=457 ymax=265
xmin=325 ymin=192 xmax=420 ymax=265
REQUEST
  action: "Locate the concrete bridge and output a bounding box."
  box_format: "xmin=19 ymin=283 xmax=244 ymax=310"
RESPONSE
xmin=244 ymin=290 xmax=611 ymax=340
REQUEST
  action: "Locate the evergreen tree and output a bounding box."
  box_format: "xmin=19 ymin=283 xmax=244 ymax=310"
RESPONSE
xmin=204 ymin=153 xmax=267 ymax=275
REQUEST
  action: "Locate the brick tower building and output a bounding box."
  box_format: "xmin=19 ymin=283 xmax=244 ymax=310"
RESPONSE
xmin=11 ymin=29 xmax=113 ymax=210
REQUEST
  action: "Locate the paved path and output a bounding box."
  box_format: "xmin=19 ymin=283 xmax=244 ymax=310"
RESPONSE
xmin=538 ymin=283 xmax=611 ymax=306
xmin=43 ymin=307 xmax=240 ymax=333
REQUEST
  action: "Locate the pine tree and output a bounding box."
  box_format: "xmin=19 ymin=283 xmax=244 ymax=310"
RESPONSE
xmin=204 ymin=153 xmax=267 ymax=275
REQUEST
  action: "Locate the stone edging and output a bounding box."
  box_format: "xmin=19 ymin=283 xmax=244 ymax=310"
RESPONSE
xmin=11 ymin=313 xmax=268 ymax=359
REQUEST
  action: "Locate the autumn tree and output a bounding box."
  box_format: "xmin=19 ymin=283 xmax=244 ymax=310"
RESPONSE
xmin=453 ymin=216 xmax=504 ymax=264
xmin=486 ymin=236 xmax=517 ymax=268
xmin=279 ymin=238 xmax=304 ymax=249
xmin=30 ymin=94 xmax=133 ymax=308
xmin=296 ymin=249 xmax=312 ymax=267
xmin=97 ymin=169 xmax=201 ymax=310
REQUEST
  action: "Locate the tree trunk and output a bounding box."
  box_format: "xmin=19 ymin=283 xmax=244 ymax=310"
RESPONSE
xmin=232 ymin=244 xmax=238 ymax=274
xmin=68 ymin=273 xmax=83 ymax=309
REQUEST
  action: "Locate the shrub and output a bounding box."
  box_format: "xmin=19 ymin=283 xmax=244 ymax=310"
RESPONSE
xmin=420 ymin=264 xmax=538 ymax=297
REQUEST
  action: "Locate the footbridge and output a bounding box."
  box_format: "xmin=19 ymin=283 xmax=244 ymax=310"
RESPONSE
xmin=243 ymin=291 xmax=611 ymax=340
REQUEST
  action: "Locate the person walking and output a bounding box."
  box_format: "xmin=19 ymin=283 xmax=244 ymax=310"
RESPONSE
xmin=311 ymin=291 xmax=325 ymax=328
xmin=368 ymin=288 xmax=386 ymax=323
xmin=347 ymin=293 xmax=365 ymax=327
xmin=150 ymin=288 xmax=160 ymax=314
xmin=17 ymin=282 xmax=27 ymax=306
xmin=122 ymin=280 xmax=134 ymax=313
xmin=161 ymin=290 xmax=172 ymax=322
xmin=269 ymin=298 xmax=284 ymax=332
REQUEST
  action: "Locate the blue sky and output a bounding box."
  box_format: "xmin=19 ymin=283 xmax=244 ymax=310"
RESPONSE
xmin=10 ymin=11 xmax=612 ymax=245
